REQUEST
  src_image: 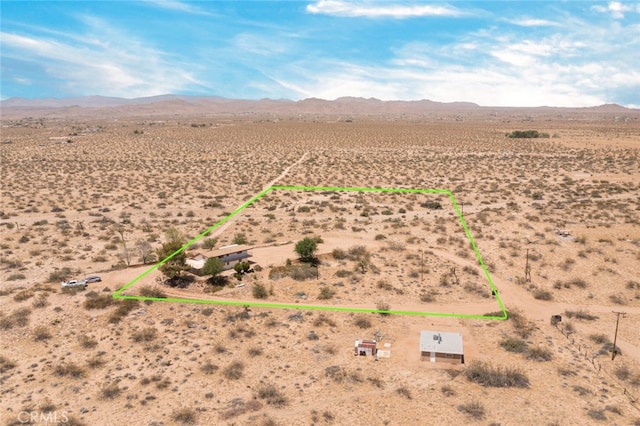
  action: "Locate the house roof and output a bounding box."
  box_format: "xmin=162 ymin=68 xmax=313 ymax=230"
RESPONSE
xmin=419 ymin=331 xmax=464 ymax=355
xmin=210 ymin=244 xmax=251 ymax=257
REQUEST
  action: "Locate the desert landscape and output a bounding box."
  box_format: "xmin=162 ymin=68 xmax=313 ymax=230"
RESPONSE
xmin=1 ymin=98 xmax=640 ymax=425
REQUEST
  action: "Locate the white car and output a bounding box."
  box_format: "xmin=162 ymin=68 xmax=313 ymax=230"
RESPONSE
xmin=61 ymin=279 xmax=87 ymax=289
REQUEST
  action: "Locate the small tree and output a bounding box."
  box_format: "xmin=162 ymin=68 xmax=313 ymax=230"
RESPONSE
xmin=233 ymin=261 xmax=250 ymax=281
xmin=136 ymin=240 xmax=155 ymax=264
xmin=294 ymin=237 xmax=318 ymax=262
xmin=156 ymin=240 xmax=189 ymax=281
xmin=202 ymin=257 xmax=224 ymax=278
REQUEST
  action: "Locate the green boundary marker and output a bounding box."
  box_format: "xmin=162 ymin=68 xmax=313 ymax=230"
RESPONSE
xmin=113 ymin=186 xmax=507 ymax=320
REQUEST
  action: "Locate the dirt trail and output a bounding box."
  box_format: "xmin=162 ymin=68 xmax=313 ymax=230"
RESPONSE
xmin=155 ymin=243 xmax=640 ymax=364
xmin=207 ymin=151 xmax=308 ymax=239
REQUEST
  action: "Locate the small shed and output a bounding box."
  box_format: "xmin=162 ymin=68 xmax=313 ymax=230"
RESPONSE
xmin=186 ymin=253 xmax=208 ymax=275
xmin=354 ymin=339 xmax=377 ymax=356
xmin=420 ymin=331 xmax=464 ymax=364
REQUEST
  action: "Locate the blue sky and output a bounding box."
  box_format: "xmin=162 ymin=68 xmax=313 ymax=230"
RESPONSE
xmin=1 ymin=1 xmax=639 ymax=107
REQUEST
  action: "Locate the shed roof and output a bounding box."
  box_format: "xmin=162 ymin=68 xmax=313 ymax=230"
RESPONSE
xmin=419 ymin=331 xmax=464 ymax=355
xmin=186 ymin=254 xmax=207 ymax=270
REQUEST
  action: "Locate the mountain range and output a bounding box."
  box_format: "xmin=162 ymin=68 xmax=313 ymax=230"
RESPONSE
xmin=1 ymin=95 xmax=637 ymax=119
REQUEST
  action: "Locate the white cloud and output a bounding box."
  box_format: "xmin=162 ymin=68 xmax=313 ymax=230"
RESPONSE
xmin=0 ymin=18 xmax=208 ymax=98
xmin=268 ymin=16 xmax=640 ymax=107
xmin=509 ymin=18 xmax=560 ymax=27
xmin=146 ymin=0 xmax=214 ymax=16
xmin=591 ymin=2 xmax=640 ymax=18
xmin=305 ymin=1 xmax=463 ymax=18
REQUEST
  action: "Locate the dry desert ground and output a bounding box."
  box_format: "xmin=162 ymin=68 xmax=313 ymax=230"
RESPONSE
xmin=1 ymin=110 xmax=640 ymax=425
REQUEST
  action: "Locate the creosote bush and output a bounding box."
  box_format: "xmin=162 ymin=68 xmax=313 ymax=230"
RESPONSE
xmin=464 ymin=360 xmax=529 ymax=388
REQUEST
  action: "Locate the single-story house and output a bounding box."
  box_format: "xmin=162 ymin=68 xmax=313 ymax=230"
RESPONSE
xmin=187 ymin=244 xmax=252 ymax=275
xmin=354 ymin=339 xmax=377 ymax=356
xmin=419 ymin=331 xmax=464 ymax=364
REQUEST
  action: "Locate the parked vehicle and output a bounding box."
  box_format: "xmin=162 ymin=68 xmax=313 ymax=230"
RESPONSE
xmin=84 ymin=276 xmax=102 ymax=283
xmin=61 ymin=279 xmax=87 ymax=289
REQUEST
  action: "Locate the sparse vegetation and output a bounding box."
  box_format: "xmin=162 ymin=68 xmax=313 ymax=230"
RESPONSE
xmin=256 ymin=382 xmax=289 ymax=407
xmin=223 ymin=361 xmax=245 ymax=380
xmin=457 ymin=400 xmax=486 ymax=420
xmin=464 ymin=360 xmax=530 ymax=388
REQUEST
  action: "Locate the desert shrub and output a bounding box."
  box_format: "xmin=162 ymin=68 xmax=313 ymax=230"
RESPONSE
xmin=2 ymin=307 xmax=32 ymax=328
xmin=0 ymin=355 xmax=17 ymax=373
xmin=99 ymin=382 xmax=122 ymax=400
xmin=572 ymin=385 xmax=591 ymax=396
xmin=83 ymin=294 xmax=115 ymax=310
xmin=395 ymin=385 xmax=412 ymax=399
xmin=256 ymin=382 xmax=288 ymax=407
xmin=47 ymin=267 xmax=73 ymax=282
xmin=609 ymin=294 xmax=626 ymax=305
xmin=614 ymin=366 xmax=631 ymax=381
xmin=53 ymin=363 xmax=87 ymax=379
xmin=504 ymin=310 xmax=535 ymax=339
xmin=586 ymin=409 xmax=607 ymax=421
xmin=507 ymin=130 xmax=550 ymax=138
xmin=139 ymin=285 xmax=167 ymax=298
xmin=223 ymin=361 xmax=244 ymax=380
xmin=131 ymin=327 xmax=157 ymax=343
xmin=253 ymin=283 xmax=268 ymax=299
xmin=464 ymin=360 xmax=529 ymax=388
xmin=332 ymin=248 xmax=347 ymax=260
xmin=33 ymin=326 xmax=52 ymax=341
xmin=13 ymin=289 xmax=34 ymax=302
xmin=533 ymin=289 xmax=553 ymax=301
xmin=289 ymin=264 xmax=317 ymax=280
xmin=420 ymin=292 xmax=435 ymax=302
xmin=61 ymin=286 xmax=84 ymax=295
xmin=313 ymin=314 xmax=336 ymax=327
xmin=421 ymin=201 xmax=442 ymax=210
xmin=376 ymin=301 xmax=390 ymax=316
xmin=367 ymin=377 xmax=385 ymax=389
xmin=32 ymin=294 xmax=49 ymax=308
xmin=457 ymin=401 xmax=485 ymax=420
xmin=605 ymin=405 xmax=622 ymax=415
xmin=441 ymin=385 xmax=456 ymax=397
xmin=589 ymin=333 xmax=610 ymax=345
xmin=202 ymin=237 xmax=217 ymax=249
xmin=564 ymin=310 xmax=598 ymax=321
xmin=248 ymin=347 xmax=263 ymax=357
xmin=87 ymin=356 xmax=106 ymax=369
xmin=500 ymin=337 xmax=528 ymax=353
xmin=567 ymin=278 xmax=588 ymax=289
xmin=108 ymin=299 xmax=140 ymax=324
xmin=526 ymin=346 xmax=553 ymax=362
xmin=347 ymin=245 xmax=367 ymax=259
xmin=78 ymin=334 xmax=98 ymax=349
xmin=172 ymin=407 xmax=197 ymax=425
xmin=354 ymin=315 xmax=371 ymax=329
xmin=318 ymin=286 xmax=336 ymax=300
xmin=335 ymin=269 xmax=352 ymax=277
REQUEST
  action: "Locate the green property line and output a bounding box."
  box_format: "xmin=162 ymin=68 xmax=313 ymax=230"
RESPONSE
xmin=113 ymin=185 xmax=507 ymax=321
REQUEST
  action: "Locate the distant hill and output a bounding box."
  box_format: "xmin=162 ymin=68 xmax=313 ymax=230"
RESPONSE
xmin=1 ymin=95 xmax=638 ymax=119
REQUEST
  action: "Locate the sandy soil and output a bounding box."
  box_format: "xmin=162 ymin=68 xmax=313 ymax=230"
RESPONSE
xmin=1 ymin=112 xmax=639 ymax=425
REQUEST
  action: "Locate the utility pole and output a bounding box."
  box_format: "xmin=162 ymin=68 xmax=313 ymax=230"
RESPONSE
xmin=611 ymin=311 xmax=626 ymax=360
xmin=525 ymin=249 xmax=531 ymax=283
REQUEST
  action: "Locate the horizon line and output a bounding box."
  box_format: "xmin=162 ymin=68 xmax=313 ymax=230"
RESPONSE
xmin=1 ymin=93 xmax=638 ymax=110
